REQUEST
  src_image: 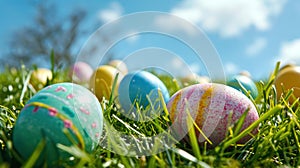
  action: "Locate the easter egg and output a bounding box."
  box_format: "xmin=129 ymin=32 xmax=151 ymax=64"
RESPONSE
xmin=30 ymin=68 xmax=53 ymax=90
xmin=227 ymin=75 xmax=258 ymax=99
xmin=274 ymin=64 xmax=300 ymax=103
xmin=239 ymin=70 xmax=251 ymax=78
xmin=181 ymin=73 xmax=210 ymax=86
xmin=108 ymin=60 xmax=128 ymax=75
xmin=118 ymin=71 xmax=170 ymax=117
xmin=90 ymin=65 xmax=124 ymax=101
xmin=167 ymin=83 xmax=259 ymax=147
xmin=69 ymin=61 xmax=93 ymax=85
xmin=13 ymin=83 xmax=103 ymax=166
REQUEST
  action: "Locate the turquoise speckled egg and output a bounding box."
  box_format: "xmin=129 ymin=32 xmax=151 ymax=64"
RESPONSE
xmin=118 ymin=71 xmax=170 ymax=119
xmin=227 ymin=75 xmax=258 ymax=99
xmin=13 ymin=83 xmax=103 ymax=166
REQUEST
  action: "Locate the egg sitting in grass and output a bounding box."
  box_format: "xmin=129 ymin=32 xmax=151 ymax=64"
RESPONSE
xmin=69 ymin=61 xmax=93 ymax=85
xmin=274 ymin=64 xmax=300 ymax=103
xmin=13 ymin=83 xmax=103 ymax=166
xmin=227 ymin=74 xmax=258 ymax=99
xmin=180 ymin=73 xmax=210 ymax=87
xmin=108 ymin=59 xmax=128 ymax=75
xmin=30 ymin=68 xmax=53 ymax=91
xmin=118 ymin=71 xmax=170 ymax=121
xmin=167 ymin=83 xmax=259 ymax=147
xmin=90 ymin=65 xmax=124 ymax=101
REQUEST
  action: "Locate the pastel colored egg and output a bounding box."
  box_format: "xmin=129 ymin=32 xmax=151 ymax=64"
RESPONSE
xmin=118 ymin=71 xmax=170 ymax=115
xmin=108 ymin=60 xmax=128 ymax=75
xmin=13 ymin=83 xmax=103 ymax=166
xmin=90 ymin=65 xmax=124 ymax=101
xmin=274 ymin=64 xmax=300 ymax=103
xmin=227 ymin=75 xmax=258 ymax=99
xmin=181 ymin=73 xmax=210 ymax=86
xmin=239 ymin=70 xmax=251 ymax=78
xmin=69 ymin=61 xmax=93 ymax=84
xmin=167 ymin=83 xmax=259 ymax=147
xmin=30 ymin=68 xmax=53 ymax=90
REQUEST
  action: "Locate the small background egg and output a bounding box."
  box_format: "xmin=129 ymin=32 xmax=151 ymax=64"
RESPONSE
xmin=118 ymin=71 xmax=170 ymax=119
xmin=180 ymin=73 xmax=210 ymax=86
xmin=69 ymin=61 xmax=93 ymax=85
xmin=108 ymin=60 xmax=128 ymax=75
xmin=274 ymin=64 xmax=300 ymax=103
xmin=167 ymin=83 xmax=259 ymax=147
xmin=239 ymin=70 xmax=251 ymax=78
xmin=90 ymin=65 xmax=123 ymax=101
xmin=13 ymin=83 xmax=103 ymax=166
xmin=30 ymin=68 xmax=53 ymax=90
xmin=227 ymin=74 xmax=258 ymax=99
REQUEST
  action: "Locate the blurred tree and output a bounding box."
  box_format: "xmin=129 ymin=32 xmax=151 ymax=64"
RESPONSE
xmin=5 ymin=2 xmax=87 ymax=68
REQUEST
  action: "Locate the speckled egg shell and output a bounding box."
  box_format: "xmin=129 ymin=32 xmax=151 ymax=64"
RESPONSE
xmin=167 ymin=83 xmax=259 ymax=147
xmin=274 ymin=65 xmax=300 ymax=103
xmin=90 ymin=65 xmax=124 ymax=101
xmin=13 ymin=83 xmax=103 ymax=166
xmin=108 ymin=60 xmax=128 ymax=75
xmin=30 ymin=68 xmax=53 ymax=90
xmin=118 ymin=71 xmax=170 ymax=112
xmin=69 ymin=61 xmax=93 ymax=84
xmin=227 ymin=75 xmax=258 ymax=99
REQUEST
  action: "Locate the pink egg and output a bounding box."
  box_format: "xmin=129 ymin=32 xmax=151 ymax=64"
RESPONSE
xmin=167 ymin=83 xmax=259 ymax=147
xmin=70 ymin=62 xmax=93 ymax=84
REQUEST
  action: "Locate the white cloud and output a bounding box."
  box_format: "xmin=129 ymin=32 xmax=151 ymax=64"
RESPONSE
xmin=171 ymin=0 xmax=286 ymax=37
xmin=246 ymin=37 xmax=267 ymax=56
xmin=224 ymin=62 xmax=239 ymax=75
xmin=276 ymin=39 xmax=300 ymax=65
xmin=154 ymin=15 xmax=198 ymax=36
xmin=98 ymin=2 xmax=123 ymax=23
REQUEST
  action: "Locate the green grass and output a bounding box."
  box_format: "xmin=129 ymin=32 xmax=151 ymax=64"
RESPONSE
xmin=0 ymin=61 xmax=300 ymax=167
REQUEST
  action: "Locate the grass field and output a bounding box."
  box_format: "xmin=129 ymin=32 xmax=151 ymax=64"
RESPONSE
xmin=0 ymin=62 xmax=300 ymax=168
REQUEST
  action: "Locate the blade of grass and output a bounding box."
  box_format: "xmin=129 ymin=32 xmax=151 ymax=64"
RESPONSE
xmin=108 ymin=72 xmax=119 ymax=107
xmin=182 ymin=99 xmax=212 ymax=145
xmin=147 ymin=155 xmax=157 ymax=168
xmin=23 ymin=138 xmax=46 ymax=168
xmin=56 ymin=144 xmax=90 ymax=162
xmin=0 ymin=130 xmax=23 ymax=163
xmin=20 ymin=71 xmax=32 ymax=107
xmin=233 ymin=108 xmax=250 ymax=137
xmin=170 ymin=147 xmax=211 ymax=168
xmin=0 ymin=105 xmax=17 ymax=120
xmin=184 ymin=99 xmax=201 ymax=161
xmin=221 ymin=105 xmax=283 ymax=150
xmin=112 ymin=114 xmax=145 ymax=137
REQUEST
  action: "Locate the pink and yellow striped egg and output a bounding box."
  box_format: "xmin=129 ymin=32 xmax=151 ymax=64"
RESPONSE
xmin=167 ymin=83 xmax=259 ymax=147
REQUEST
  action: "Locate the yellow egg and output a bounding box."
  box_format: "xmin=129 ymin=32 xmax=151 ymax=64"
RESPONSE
xmin=108 ymin=60 xmax=128 ymax=75
xmin=90 ymin=65 xmax=123 ymax=101
xmin=274 ymin=64 xmax=300 ymax=103
xmin=30 ymin=68 xmax=53 ymax=90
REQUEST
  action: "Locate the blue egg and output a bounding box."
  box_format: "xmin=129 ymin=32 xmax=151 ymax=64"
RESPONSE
xmin=13 ymin=83 xmax=103 ymax=166
xmin=227 ymin=75 xmax=258 ymax=99
xmin=118 ymin=71 xmax=170 ymax=116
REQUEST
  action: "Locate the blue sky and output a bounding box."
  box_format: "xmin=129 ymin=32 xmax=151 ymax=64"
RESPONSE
xmin=1 ymin=0 xmax=300 ymax=80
